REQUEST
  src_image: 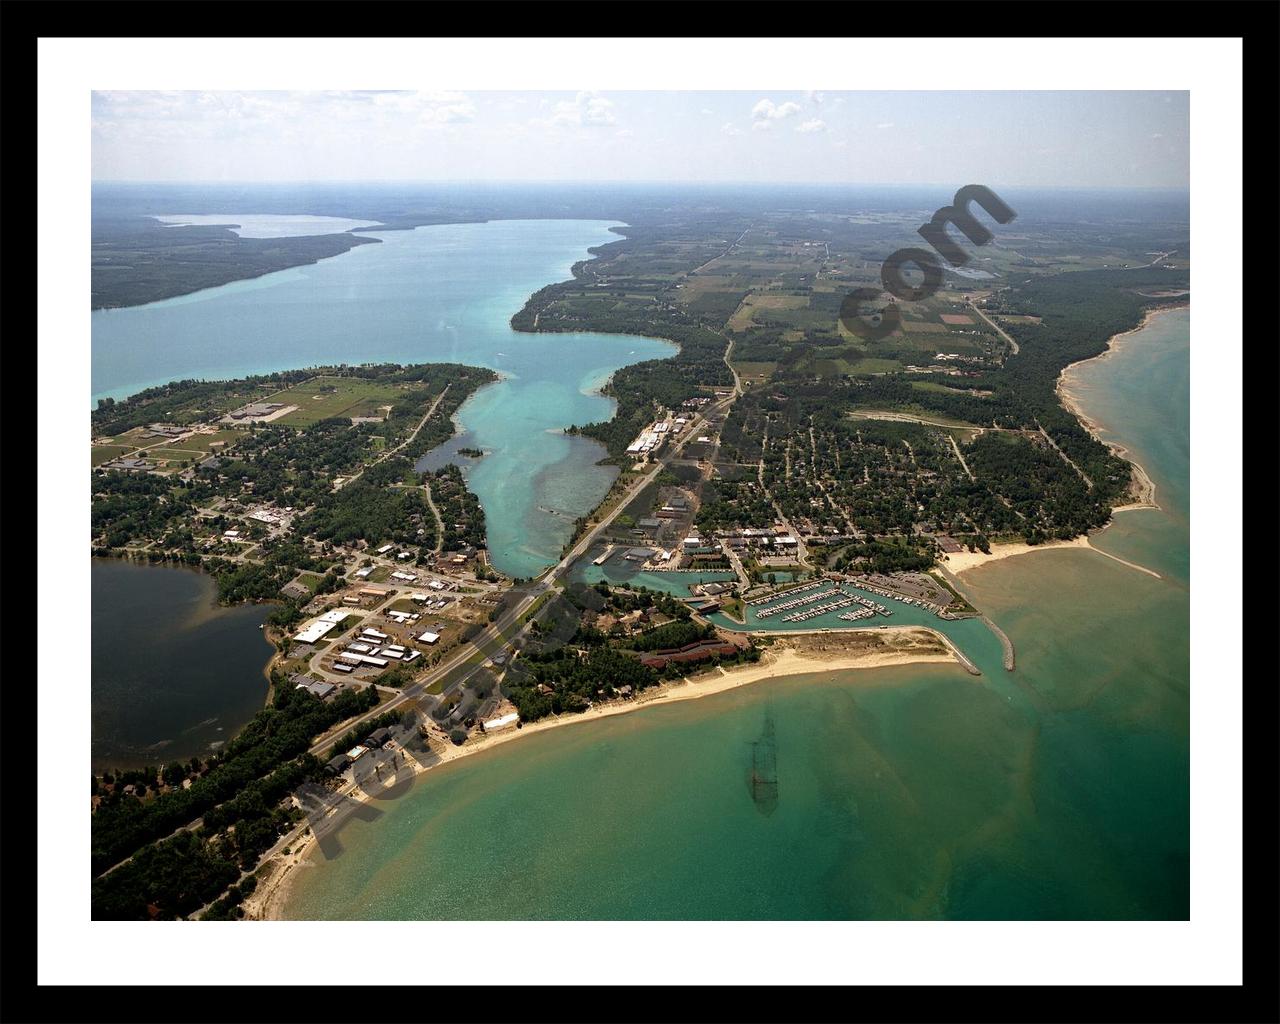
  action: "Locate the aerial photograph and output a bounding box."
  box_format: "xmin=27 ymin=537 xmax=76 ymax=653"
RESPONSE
xmin=86 ymin=88 xmax=1192 ymax=924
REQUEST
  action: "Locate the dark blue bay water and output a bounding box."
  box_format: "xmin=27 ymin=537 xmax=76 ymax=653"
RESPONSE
xmin=91 ymin=559 xmax=272 ymax=770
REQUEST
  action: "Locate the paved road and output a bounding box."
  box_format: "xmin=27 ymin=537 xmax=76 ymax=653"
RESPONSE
xmin=968 ymin=302 xmax=1020 ymax=357
xmin=104 ymin=351 xmax=744 ymax=889
xmin=299 ymin=391 xmax=732 ymax=757
xmin=335 ymin=385 xmax=450 ymax=491
xmin=691 ymin=224 xmax=752 ymax=275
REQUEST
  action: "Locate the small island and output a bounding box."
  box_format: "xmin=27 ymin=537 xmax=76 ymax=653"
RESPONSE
xmin=89 ymin=187 xmax=1189 ymax=924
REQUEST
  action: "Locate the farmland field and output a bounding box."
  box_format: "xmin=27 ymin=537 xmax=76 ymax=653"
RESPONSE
xmin=91 ymin=445 xmax=134 ymax=466
xmin=269 ymin=376 xmax=407 ymax=427
xmin=151 ymin=429 xmax=246 ymax=459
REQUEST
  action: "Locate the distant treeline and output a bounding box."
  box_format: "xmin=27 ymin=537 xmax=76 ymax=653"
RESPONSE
xmin=92 ymin=221 xmax=380 ymax=309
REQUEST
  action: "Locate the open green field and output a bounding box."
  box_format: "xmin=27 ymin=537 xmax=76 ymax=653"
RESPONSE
xmin=733 ymin=361 xmax=777 ymax=383
xmin=150 ymin=428 xmax=246 ymax=459
xmin=106 ymin=427 xmax=154 ymax=447
xmin=847 ymin=406 xmax=982 ymax=431
xmin=295 ymin=572 xmax=326 ymax=594
xmin=841 ymin=357 xmax=904 ymax=375
xmin=910 ymin=381 xmax=994 ymax=398
xmin=92 ymin=445 xmax=135 ymax=466
xmin=270 ymin=376 xmax=409 ymax=427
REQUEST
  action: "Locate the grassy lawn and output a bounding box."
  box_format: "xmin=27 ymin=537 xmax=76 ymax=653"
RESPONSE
xmin=733 ymin=361 xmax=777 ymax=383
xmin=910 ymin=381 xmax=986 ymax=396
xmin=520 ymin=592 xmax=553 ymax=625
xmin=848 ymin=406 xmax=982 ymax=430
xmin=271 ymin=376 xmax=412 ymax=427
xmin=91 ymin=445 xmax=134 ymax=466
xmin=151 ymin=428 xmax=245 ymax=457
xmin=296 ymin=572 xmax=325 ymax=594
xmin=841 ymin=357 xmax=903 ymax=375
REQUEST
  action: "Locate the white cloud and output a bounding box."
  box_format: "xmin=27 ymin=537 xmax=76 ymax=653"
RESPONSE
xmin=806 ymin=91 xmax=825 ymax=105
xmin=796 ymin=119 xmax=827 ymax=134
xmin=876 ymin=122 xmax=895 ymax=129
xmin=751 ymin=120 xmax=772 ymax=132
xmin=429 ymin=102 xmax=476 ymax=124
xmin=368 ymin=91 xmax=476 ymax=123
xmin=700 ymin=108 xmax=714 ymax=115
xmin=615 ymin=128 xmax=634 ymax=139
xmin=721 ymin=122 xmax=742 ymax=136
xmin=751 ymin=98 xmax=802 ymax=123
xmin=533 ymin=90 xmax=617 ymax=129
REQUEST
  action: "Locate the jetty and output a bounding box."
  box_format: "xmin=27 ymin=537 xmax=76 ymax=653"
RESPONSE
xmin=980 ymin=613 xmax=1015 ymax=671
xmin=592 ymin=545 xmax=615 ymax=566
xmin=933 ymin=564 xmax=1015 ymax=672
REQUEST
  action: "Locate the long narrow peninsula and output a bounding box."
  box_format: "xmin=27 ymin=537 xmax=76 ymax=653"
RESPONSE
xmin=91 ymin=199 xmax=1188 ymax=921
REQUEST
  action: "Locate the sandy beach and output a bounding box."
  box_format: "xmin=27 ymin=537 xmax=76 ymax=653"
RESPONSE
xmin=244 ymin=627 xmax=957 ymax=920
xmin=939 ymin=534 xmax=1161 ymax=580
xmin=933 ymin=304 xmax=1188 ymax=582
xmin=244 ymin=305 xmax=1185 ymax=922
xmin=940 ymin=536 xmax=1093 ymax=574
xmin=1056 ymin=303 xmax=1188 ymax=510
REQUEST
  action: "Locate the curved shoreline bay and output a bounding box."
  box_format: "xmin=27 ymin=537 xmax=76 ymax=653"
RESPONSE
xmin=92 ymin=219 xmax=675 ymax=579
xmin=271 ymin=300 xmax=1190 ymax=921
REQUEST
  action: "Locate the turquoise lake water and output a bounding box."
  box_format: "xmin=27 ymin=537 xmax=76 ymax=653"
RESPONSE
xmin=91 ymin=220 xmax=673 ymax=579
xmin=88 ymin=218 xmax=1188 ymax=919
xmin=282 ymin=304 xmax=1190 ymax=921
xmin=1065 ymin=307 xmax=1190 ymax=586
xmin=574 ymin=561 xmax=739 ymax=596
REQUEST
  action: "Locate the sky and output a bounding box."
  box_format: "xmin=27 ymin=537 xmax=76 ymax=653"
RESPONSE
xmin=92 ymin=90 xmax=1189 ymax=189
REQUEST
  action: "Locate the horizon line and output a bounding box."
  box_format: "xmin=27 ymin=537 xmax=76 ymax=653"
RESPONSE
xmin=91 ymin=179 xmax=1191 ymax=193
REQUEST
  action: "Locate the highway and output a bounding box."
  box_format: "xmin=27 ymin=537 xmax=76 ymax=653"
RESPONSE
xmin=105 ymin=361 xmax=743 ymax=892
xmin=189 ymin=384 xmax=744 ymax=914
xmin=298 ymin=388 xmax=736 ymax=757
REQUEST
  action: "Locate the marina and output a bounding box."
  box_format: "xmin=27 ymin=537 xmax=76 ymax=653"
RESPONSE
xmin=752 ymin=586 xmax=842 ymax=619
xmin=779 ymin=595 xmax=857 ymax=623
xmin=743 ymin=579 xmax=825 ymax=607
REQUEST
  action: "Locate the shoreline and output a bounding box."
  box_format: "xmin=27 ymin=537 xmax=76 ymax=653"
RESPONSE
xmin=939 ymin=534 xmax=1162 ymax=580
xmin=1056 ymin=303 xmax=1188 ymax=510
xmin=246 ymin=627 xmax=957 ymax=921
xmin=942 ymin=304 xmax=1187 ymax=585
xmin=252 ymin=286 xmax=1186 ymax=912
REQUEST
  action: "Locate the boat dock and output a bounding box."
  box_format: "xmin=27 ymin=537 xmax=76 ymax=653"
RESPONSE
xmin=592 ymin=545 xmax=615 ymax=566
xmin=744 ymin=580 xmax=825 ymax=607
xmin=754 ymin=586 xmax=841 ymax=619
xmin=779 ymin=595 xmax=857 ymax=622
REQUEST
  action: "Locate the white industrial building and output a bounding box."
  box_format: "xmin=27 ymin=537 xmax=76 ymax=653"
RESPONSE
xmin=292 ymin=609 xmax=351 ymax=645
